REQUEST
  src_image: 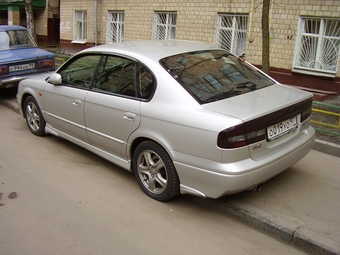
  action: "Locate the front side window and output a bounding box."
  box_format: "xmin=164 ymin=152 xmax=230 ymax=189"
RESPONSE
xmin=59 ymin=55 xmax=101 ymax=89
xmin=293 ymin=17 xmax=340 ymax=77
xmin=152 ymin=12 xmax=177 ymax=40
xmin=160 ymin=50 xmax=274 ymax=104
xmin=74 ymin=11 xmax=87 ymax=41
xmin=215 ymin=14 xmax=249 ymax=56
xmin=107 ymin=11 xmax=125 ymax=43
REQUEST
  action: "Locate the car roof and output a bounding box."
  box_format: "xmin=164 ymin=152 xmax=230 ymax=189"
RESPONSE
xmin=0 ymin=25 xmax=27 ymax=32
xmin=80 ymin=40 xmax=219 ymax=62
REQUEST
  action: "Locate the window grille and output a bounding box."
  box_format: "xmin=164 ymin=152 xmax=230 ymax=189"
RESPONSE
xmin=215 ymin=14 xmax=248 ymax=56
xmin=152 ymin=12 xmax=177 ymax=40
xmin=107 ymin=11 xmax=125 ymax=43
xmin=74 ymin=11 xmax=87 ymax=40
xmin=293 ymin=17 xmax=340 ymax=76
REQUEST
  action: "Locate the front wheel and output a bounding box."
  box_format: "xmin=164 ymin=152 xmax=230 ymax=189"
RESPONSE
xmin=24 ymin=96 xmax=46 ymax=136
xmin=133 ymin=141 xmax=180 ymax=201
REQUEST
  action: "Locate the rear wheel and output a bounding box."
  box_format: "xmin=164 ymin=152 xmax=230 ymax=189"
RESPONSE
xmin=24 ymin=96 xmax=46 ymax=136
xmin=133 ymin=141 xmax=180 ymax=201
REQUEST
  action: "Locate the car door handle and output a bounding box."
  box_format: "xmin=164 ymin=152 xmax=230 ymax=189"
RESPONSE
xmin=124 ymin=112 xmax=136 ymax=122
xmin=72 ymin=99 xmax=82 ymax=107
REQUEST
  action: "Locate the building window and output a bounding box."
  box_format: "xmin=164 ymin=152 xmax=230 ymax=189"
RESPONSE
xmin=215 ymin=14 xmax=248 ymax=56
xmin=107 ymin=11 xmax=125 ymax=43
xmin=152 ymin=12 xmax=177 ymax=40
xmin=73 ymin=11 xmax=87 ymax=42
xmin=293 ymin=17 xmax=340 ymax=77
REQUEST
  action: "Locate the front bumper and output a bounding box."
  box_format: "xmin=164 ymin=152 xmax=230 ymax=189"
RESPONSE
xmin=174 ymin=126 xmax=315 ymax=199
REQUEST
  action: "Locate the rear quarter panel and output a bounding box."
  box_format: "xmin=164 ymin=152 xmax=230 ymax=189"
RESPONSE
xmin=128 ymin=69 xmax=249 ymax=163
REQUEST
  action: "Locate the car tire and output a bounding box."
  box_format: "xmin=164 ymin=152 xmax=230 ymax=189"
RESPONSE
xmin=133 ymin=141 xmax=180 ymax=201
xmin=24 ymin=96 xmax=46 ymax=136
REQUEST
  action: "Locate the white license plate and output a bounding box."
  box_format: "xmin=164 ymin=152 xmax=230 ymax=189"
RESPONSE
xmin=9 ymin=63 xmax=35 ymax=72
xmin=267 ymin=116 xmax=298 ymax=141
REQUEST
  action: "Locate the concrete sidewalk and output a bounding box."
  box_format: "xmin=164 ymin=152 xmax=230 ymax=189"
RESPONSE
xmin=194 ymin=149 xmax=340 ymax=255
xmin=1 ymin=95 xmax=339 ymax=255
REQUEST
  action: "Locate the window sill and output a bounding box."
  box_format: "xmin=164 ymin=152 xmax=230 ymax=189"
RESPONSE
xmin=71 ymin=40 xmax=87 ymax=44
xmin=292 ymin=68 xmax=336 ymax=78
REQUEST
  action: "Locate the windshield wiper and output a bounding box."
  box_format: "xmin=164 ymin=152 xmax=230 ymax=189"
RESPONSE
xmin=235 ymin=81 xmax=257 ymax=91
xmin=168 ymin=66 xmax=183 ymax=79
xmin=204 ymin=89 xmax=241 ymax=103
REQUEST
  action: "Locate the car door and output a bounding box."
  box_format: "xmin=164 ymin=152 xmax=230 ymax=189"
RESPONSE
xmin=43 ymin=54 xmax=102 ymax=142
xmin=84 ymin=55 xmax=155 ymax=160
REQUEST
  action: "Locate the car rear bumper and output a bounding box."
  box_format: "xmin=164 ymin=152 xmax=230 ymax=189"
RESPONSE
xmin=0 ymin=76 xmax=26 ymax=89
xmin=174 ymin=126 xmax=315 ymax=199
xmin=1 ymin=71 xmax=54 ymax=89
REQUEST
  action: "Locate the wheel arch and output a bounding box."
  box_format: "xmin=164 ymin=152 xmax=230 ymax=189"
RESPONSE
xmin=19 ymin=87 xmax=45 ymax=118
xmin=20 ymin=92 xmax=33 ymax=117
xmin=128 ymin=136 xmax=175 ymax=172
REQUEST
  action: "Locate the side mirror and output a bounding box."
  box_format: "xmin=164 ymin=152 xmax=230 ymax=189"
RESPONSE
xmin=47 ymin=73 xmax=62 ymax=85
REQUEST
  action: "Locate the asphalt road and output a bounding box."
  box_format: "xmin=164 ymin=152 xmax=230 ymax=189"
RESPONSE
xmin=1 ymin=88 xmax=340 ymax=254
xmin=0 ymin=105 xmax=305 ymax=255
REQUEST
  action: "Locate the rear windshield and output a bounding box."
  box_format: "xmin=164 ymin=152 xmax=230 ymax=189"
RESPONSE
xmin=160 ymin=50 xmax=275 ymax=104
xmin=0 ymin=29 xmax=37 ymax=51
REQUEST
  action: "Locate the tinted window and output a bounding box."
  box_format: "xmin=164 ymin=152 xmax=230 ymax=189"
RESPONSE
xmin=59 ymin=55 xmax=101 ymax=89
xmin=93 ymin=55 xmax=155 ymax=99
xmin=137 ymin=65 xmax=155 ymax=100
xmin=160 ymin=50 xmax=274 ymax=104
xmin=93 ymin=55 xmax=136 ymax=96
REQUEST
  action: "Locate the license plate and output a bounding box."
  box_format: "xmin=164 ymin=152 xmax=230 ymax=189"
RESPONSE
xmin=9 ymin=63 xmax=35 ymax=72
xmin=267 ymin=116 xmax=298 ymax=141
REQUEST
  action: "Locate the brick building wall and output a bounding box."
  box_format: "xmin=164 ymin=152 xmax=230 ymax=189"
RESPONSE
xmin=245 ymin=0 xmax=340 ymax=75
xmin=58 ymin=0 xmax=340 ymax=91
xmin=8 ymin=6 xmax=20 ymax=26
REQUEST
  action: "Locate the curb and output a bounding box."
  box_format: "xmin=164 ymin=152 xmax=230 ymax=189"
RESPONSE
xmin=0 ymin=98 xmax=19 ymax=113
xmin=313 ymin=139 xmax=340 ymax=158
xmin=192 ymin=197 xmax=340 ymax=255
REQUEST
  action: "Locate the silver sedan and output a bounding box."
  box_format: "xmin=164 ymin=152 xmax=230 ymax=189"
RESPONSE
xmin=17 ymin=40 xmax=315 ymax=201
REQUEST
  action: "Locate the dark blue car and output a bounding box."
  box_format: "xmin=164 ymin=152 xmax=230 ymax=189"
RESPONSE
xmin=0 ymin=25 xmax=55 ymax=89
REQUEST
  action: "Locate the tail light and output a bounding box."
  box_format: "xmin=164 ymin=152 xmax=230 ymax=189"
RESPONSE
xmin=38 ymin=59 xmax=54 ymax=69
xmin=217 ymin=97 xmax=313 ymax=149
xmin=0 ymin=65 xmax=8 ymax=74
xmin=217 ymin=123 xmax=265 ymax=149
xmin=300 ymin=103 xmax=312 ymax=122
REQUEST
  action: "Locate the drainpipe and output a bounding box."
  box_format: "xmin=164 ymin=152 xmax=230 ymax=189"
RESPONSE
xmin=94 ymin=0 xmax=98 ymax=45
xmin=248 ymin=0 xmax=254 ymax=43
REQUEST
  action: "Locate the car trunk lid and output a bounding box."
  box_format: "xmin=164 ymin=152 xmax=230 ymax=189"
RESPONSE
xmin=202 ymin=84 xmax=313 ymax=158
xmin=202 ymin=84 xmax=311 ymax=121
xmin=0 ymin=47 xmax=54 ymax=63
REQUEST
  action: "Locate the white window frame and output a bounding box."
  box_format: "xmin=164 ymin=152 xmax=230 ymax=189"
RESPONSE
xmin=215 ymin=14 xmax=249 ymax=56
xmin=152 ymin=12 xmax=177 ymax=40
xmin=293 ymin=17 xmax=340 ymax=77
xmin=106 ymin=11 xmax=125 ymax=43
xmin=73 ymin=10 xmax=87 ymax=43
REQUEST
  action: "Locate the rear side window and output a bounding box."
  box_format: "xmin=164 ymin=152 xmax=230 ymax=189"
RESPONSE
xmin=160 ymin=50 xmax=275 ymax=104
xmin=137 ymin=65 xmax=155 ymax=100
xmin=93 ymin=55 xmax=155 ymax=100
xmin=94 ymin=55 xmax=136 ymax=96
